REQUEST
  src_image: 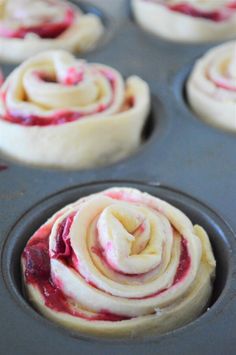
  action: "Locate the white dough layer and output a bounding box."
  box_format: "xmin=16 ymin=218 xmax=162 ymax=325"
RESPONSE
xmin=132 ymin=0 xmax=236 ymax=42
xmin=187 ymin=41 xmax=236 ymax=132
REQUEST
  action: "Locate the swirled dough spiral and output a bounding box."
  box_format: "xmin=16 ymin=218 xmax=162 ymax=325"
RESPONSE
xmin=187 ymin=41 xmax=236 ymax=132
xmin=0 ymin=50 xmax=150 ymax=168
xmin=0 ymin=0 xmax=104 ymax=63
xmin=132 ymin=0 xmax=236 ymax=42
xmin=21 ymin=187 xmax=216 ymax=338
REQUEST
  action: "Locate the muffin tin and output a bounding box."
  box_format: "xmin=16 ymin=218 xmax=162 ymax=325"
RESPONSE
xmin=0 ymin=1 xmax=236 ymax=354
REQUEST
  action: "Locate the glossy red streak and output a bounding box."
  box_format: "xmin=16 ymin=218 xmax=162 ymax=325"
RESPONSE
xmin=93 ymin=310 xmax=130 ymax=322
xmin=132 ymin=221 xmax=146 ymax=235
xmin=91 ymin=244 xmax=104 ymax=260
xmin=173 ymin=238 xmax=190 ymax=284
xmin=87 ymin=280 xmax=99 ymax=289
xmin=0 ymin=164 xmax=8 ymax=171
xmin=131 ymin=238 xmax=191 ymax=300
xmin=92 ymin=228 xmax=133 ymax=275
xmin=0 ymin=70 xmax=4 ymax=87
xmin=63 ymin=67 xmax=85 ymax=86
xmin=208 ymin=73 xmax=236 ymax=92
xmin=91 ymin=240 xmax=128 ymax=274
xmin=227 ymin=1 xmax=236 ymax=10
xmin=23 ymin=220 xmax=130 ymax=321
xmin=52 ymin=214 xmax=75 ymax=259
xmin=23 ymin=234 xmax=51 ymax=282
xmin=168 ymin=2 xmax=236 ymax=22
xmin=212 ymin=81 xmax=236 ymax=91
xmin=0 ymin=8 xmax=75 ymax=39
xmin=91 ymin=241 xmax=146 ymax=278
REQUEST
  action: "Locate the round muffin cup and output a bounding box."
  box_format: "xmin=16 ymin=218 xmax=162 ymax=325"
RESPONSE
xmin=1 ymin=182 xmax=232 ymax=340
xmin=20 ymin=185 xmax=215 ymax=337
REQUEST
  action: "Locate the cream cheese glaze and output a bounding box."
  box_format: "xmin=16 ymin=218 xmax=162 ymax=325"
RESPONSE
xmin=21 ymin=187 xmax=216 ymax=337
xmin=132 ymin=0 xmax=236 ymax=42
xmin=0 ymin=0 xmax=103 ymax=63
xmin=0 ymin=50 xmax=150 ymax=168
xmin=187 ymin=41 xmax=236 ymax=132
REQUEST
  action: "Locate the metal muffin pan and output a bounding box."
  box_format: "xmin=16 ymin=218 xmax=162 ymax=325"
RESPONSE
xmin=0 ymin=1 xmax=236 ymax=354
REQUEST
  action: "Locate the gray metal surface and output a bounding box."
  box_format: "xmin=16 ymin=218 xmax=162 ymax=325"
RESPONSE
xmin=0 ymin=1 xmax=236 ymax=354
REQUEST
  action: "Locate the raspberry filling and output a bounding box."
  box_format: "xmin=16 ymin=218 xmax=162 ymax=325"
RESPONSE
xmin=0 ymin=70 xmax=4 ymax=86
xmin=0 ymin=164 xmax=8 ymax=172
xmin=22 ymin=210 xmax=191 ymax=320
xmin=168 ymin=2 xmax=236 ymax=21
xmin=207 ymin=70 xmax=236 ymax=92
xmin=91 ymin=233 xmax=190 ymax=299
xmin=209 ymin=76 xmax=236 ymax=91
xmin=131 ymin=238 xmax=190 ymax=300
xmin=0 ymin=8 xmax=75 ymax=39
xmin=1 ymin=69 xmax=134 ymax=126
xmin=145 ymin=0 xmax=236 ymax=22
xmin=23 ymin=218 xmax=131 ymax=321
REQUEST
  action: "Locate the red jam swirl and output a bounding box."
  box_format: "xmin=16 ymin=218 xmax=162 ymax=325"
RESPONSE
xmin=168 ymin=2 xmax=236 ymax=22
xmin=144 ymin=0 xmax=236 ymax=22
xmin=23 ymin=212 xmax=191 ymax=320
xmin=0 ymin=70 xmax=4 ymax=86
xmin=0 ymin=162 xmax=8 ymax=171
xmin=0 ymin=8 xmax=75 ymax=39
xmin=173 ymin=238 xmax=190 ymax=283
xmin=130 ymin=238 xmax=191 ymax=300
xmin=0 ymin=70 xmax=135 ymax=127
xmin=206 ymin=70 xmax=236 ymax=92
xmin=23 ymin=218 xmax=131 ymax=321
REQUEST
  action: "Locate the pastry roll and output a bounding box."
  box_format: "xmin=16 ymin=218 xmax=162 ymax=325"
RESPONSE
xmin=21 ymin=187 xmax=216 ymax=337
xmin=0 ymin=0 xmax=104 ymax=63
xmin=187 ymin=41 xmax=236 ymax=132
xmin=132 ymin=0 xmax=236 ymax=42
xmin=0 ymin=51 xmax=150 ymax=168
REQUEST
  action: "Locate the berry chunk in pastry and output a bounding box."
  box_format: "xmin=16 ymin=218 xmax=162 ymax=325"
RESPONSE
xmin=132 ymin=0 xmax=236 ymax=42
xmin=0 ymin=51 xmax=150 ymax=169
xmin=21 ymin=187 xmax=216 ymax=337
xmin=187 ymin=41 xmax=236 ymax=132
xmin=0 ymin=0 xmax=104 ymax=63
xmin=0 ymin=67 xmax=3 ymax=86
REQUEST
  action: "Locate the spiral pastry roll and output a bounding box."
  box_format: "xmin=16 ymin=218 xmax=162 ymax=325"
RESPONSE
xmin=0 ymin=51 xmax=150 ymax=168
xmin=0 ymin=0 xmax=103 ymax=63
xmin=187 ymin=41 xmax=236 ymax=132
xmin=132 ymin=0 xmax=236 ymax=42
xmin=21 ymin=187 xmax=216 ymax=337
